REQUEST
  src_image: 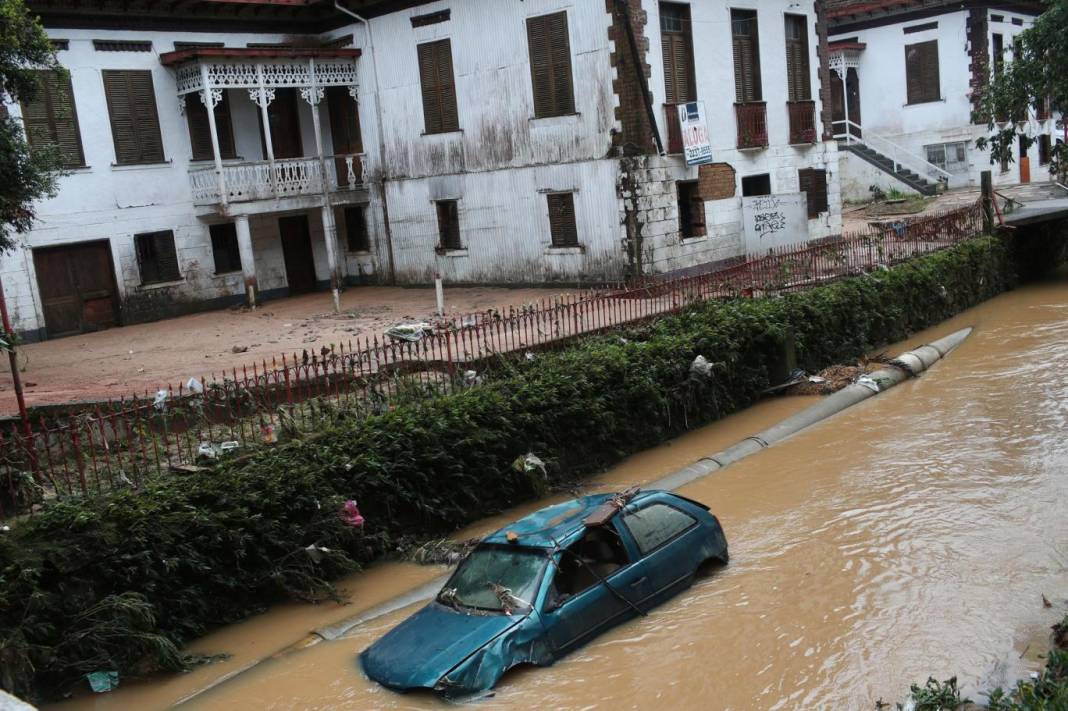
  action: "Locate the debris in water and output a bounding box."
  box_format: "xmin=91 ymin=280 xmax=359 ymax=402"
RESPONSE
xmin=85 ymin=671 xmax=118 ymax=693
xmin=406 ymin=537 xmax=481 ymax=565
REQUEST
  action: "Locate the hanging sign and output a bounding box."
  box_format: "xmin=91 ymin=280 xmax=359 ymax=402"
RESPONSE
xmin=677 ymin=101 xmax=714 ymax=166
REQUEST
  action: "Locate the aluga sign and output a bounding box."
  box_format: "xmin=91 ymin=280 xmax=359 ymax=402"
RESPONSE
xmin=678 ymin=101 xmax=713 ymax=166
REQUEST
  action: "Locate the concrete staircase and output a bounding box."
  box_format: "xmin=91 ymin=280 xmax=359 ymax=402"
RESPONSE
xmin=839 ymin=141 xmax=942 ymax=196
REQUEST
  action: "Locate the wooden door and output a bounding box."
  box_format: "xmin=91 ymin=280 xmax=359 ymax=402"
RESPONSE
xmin=1020 ymin=137 xmax=1031 ymax=183
xmin=261 ymin=88 xmax=303 ymax=159
xmin=327 ymin=86 xmax=363 ymax=186
xmin=32 ymin=241 xmax=119 ymax=338
xmin=278 ymin=215 xmax=317 ymax=294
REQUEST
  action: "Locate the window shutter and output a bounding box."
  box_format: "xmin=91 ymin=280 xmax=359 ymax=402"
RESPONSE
xmin=661 ymin=7 xmax=696 ymax=106
xmin=103 ymin=70 xmax=164 ymax=164
xmin=135 ymin=230 xmax=181 ymax=284
xmin=20 ymin=71 xmax=85 ymax=168
xmin=785 ymin=16 xmax=811 ymax=102
xmin=732 ymin=11 xmax=762 ymax=103
xmin=905 ymin=40 xmax=940 ymax=104
xmin=798 ymin=168 xmax=827 ymax=217
xmin=418 ymin=40 xmax=458 ymax=134
xmin=547 ymin=193 xmax=579 ymax=247
xmin=187 ymin=92 xmax=235 ymax=161
xmin=528 ymin=12 xmax=575 ymax=118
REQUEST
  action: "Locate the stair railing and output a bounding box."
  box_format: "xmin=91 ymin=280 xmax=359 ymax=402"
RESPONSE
xmin=835 ymin=121 xmax=952 ymax=188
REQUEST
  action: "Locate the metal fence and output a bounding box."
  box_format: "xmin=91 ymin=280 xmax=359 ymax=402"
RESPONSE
xmin=0 ymin=200 xmax=983 ymax=517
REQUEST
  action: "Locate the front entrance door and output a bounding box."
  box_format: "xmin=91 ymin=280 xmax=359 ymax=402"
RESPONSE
xmin=831 ymin=68 xmax=862 ymax=138
xmin=278 ymin=214 xmax=317 ymax=294
xmin=261 ymin=88 xmax=303 ymax=160
xmin=1020 ymin=136 xmax=1031 ymax=183
xmin=32 ymin=241 xmax=120 ymax=338
xmin=327 ymin=86 xmax=363 ymax=186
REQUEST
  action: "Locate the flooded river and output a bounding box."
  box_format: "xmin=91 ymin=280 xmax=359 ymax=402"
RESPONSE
xmin=55 ymin=275 xmax=1068 ymax=711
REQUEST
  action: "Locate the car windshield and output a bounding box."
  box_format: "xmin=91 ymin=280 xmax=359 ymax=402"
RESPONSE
xmin=439 ymin=546 xmax=547 ymax=612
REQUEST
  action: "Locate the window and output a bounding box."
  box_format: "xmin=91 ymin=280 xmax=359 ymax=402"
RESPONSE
xmin=440 ymin=546 xmax=546 ymax=612
xmin=436 ymin=200 xmax=461 ymax=251
xmin=784 ymin=15 xmax=811 ymax=102
xmin=527 ymin=11 xmax=575 ymax=118
xmin=903 ymin=21 xmax=938 ymax=34
xmin=731 ymin=9 xmax=762 ymax=103
xmin=417 ymin=39 xmax=459 ymax=134
xmin=741 ymin=173 xmax=771 ymax=197
xmin=1038 ymin=134 xmax=1051 ymax=166
xmin=135 ymin=230 xmax=181 ymax=284
xmin=344 ymin=206 xmax=370 ymax=252
xmin=186 ymin=91 xmax=235 ymax=161
xmin=661 ymin=3 xmax=696 ymax=105
xmin=548 ymin=527 xmax=630 ymax=608
xmin=547 ymin=193 xmax=579 ymax=247
xmin=208 ymin=223 xmax=241 ymax=274
xmin=102 ymin=70 xmax=164 ymax=165
xmin=677 ymin=181 xmax=706 ymax=239
xmin=797 ymin=168 xmax=828 ymax=218
xmin=905 ymin=40 xmax=940 ymax=104
xmin=20 ymin=71 xmax=85 ymax=168
xmin=621 ymin=504 xmax=696 ymax=555
xmin=925 ymin=141 xmax=968 ymax=174
xmin=992 ymin=33 xmax=1004 ymax=75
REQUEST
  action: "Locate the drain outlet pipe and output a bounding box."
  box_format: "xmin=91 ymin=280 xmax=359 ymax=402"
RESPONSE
xmin=176 ymin=327 xmax=973 ymax=704
xmin=652 ymin=327 xmax=972 ymax=490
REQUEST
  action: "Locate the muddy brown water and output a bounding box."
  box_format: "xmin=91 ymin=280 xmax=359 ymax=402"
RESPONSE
xmin=51 ymin=276 xmax=1068 ymax=711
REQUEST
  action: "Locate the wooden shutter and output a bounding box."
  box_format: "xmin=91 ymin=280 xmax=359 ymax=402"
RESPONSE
xmin=547 ymin=193 xmax=579 ymax=247
xmin=135 ymin=230 xmax=180 ymax=284
xmin=20 ymin=71 xmax=85 ymax=168
xmin=527 ymin=11 xmax=575 ymax=118
xmin=732 ymin=10 xmax=762 ymax=103
xmin=785 ymin=15 xmax=811 ymax=102
xmin=799 ymin=168 xmax=827 ymax=217
xmin=103 ymin=70 xmax=164 ymax=164
xmin=905 ymin=40 xmax=940 ymax=104
xmin=661 ymin=4 xmax=696 ymax=105
xmin=418 ymin=39 xmax=459 ymax=134
xmin=186 ymin=91 xmax=235 ymax=161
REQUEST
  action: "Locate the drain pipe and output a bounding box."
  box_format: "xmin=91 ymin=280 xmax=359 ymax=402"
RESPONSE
xmin=176 ymin=327 xmax=974 ymax=704
xmin=334 ymin=1 xmax=397 ymax=285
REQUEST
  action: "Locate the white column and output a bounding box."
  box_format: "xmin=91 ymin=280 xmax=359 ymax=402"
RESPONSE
xmin=252 ymin=64 xmax=277 ymax=197
xmin=234 ymin=214 xmax=257 ymax=309
xmin=199 ymin=64 xmax=227 ymax=206
xmin=302 ymin=58 xmax=342 ymax=313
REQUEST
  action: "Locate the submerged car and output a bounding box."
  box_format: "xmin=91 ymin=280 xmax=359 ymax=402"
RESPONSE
xmin=360 ymin=488 xmax=728 ymax=696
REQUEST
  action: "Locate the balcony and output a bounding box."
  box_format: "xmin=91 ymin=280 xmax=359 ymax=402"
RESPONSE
xmin=735 ymin=102 xmax=768 ymax=149
xmin=1037 ymin=97 xmax=1052 ymax=122
xmin=664 ymin=103 xmax=684 ymax=154
xmin=188 ymin=154 xmax=365 ymax=206
xmin=787 ymin=100 xmax=818 ymax=145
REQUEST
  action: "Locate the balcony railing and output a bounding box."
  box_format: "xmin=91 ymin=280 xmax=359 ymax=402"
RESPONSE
xmin=735 ymin=102 xmax=768 ymax=149
xmin=188 ymin=154 xmax=365 ymax=206
xmin=787 ymin=100 xmax=818 ymax=145
xmin=664 ymin=103 xmax=684 ymax=154
xmin=1037 ymin=97 xmax=1052 ymax=122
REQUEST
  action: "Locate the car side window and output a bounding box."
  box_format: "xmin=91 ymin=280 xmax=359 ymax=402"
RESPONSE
xmin=548 ymin=527 xmax=630 ymax=608
xmin=621 ymin=503 xmax=697 ymax=556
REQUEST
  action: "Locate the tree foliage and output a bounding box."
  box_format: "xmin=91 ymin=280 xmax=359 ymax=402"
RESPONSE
xmin=974 ymin=1 xmax=1068 ymax=179
xmin=0 ymin=0 xmax=63 ymax=252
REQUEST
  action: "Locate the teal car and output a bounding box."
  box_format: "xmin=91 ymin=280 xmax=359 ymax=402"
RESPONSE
xmin=359 ymin=488 xmax=729 ymax=696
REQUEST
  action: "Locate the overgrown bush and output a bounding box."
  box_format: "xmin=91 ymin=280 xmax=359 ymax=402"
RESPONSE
xmin=0 ymin=235 xmax=1019 ymax=701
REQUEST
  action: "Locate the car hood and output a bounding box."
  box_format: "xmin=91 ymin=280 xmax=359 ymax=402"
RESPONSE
xmin=360 ymin=602 xmax=525 ymax=691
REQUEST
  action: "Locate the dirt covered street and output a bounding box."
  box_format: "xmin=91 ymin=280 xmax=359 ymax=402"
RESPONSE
xmin=0 ymin=285 xmax=578 ymax=413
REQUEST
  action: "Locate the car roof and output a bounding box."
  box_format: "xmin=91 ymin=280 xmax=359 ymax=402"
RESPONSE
xmin=482 ymin=490 xmax=666 ymax=549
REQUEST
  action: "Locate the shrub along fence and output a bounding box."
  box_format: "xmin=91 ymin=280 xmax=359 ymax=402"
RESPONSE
xmin=0 ymin=202 xmax=984 ymax=515
xmin=0 ymin=229 xmax=1022 ymax=702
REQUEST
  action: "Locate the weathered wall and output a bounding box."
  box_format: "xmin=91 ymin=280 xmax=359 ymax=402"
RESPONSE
xmin=838 ymin=151 xmax=921 ymax=203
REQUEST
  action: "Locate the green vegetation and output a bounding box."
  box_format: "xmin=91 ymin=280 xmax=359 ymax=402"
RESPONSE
xmin=0 ymin=0 xmax=64 ymax=251
xmin=0 ymin=234 xmax=1032 ymax=701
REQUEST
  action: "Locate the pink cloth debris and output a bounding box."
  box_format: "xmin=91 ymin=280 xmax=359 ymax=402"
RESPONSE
xmin=340 ymin=500 xmax=365 ymax=528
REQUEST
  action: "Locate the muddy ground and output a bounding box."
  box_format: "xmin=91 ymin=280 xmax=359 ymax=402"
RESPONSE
xmin=0 ymin=286 xmax=579 ymax=413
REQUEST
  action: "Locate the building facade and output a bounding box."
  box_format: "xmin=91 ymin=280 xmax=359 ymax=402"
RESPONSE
xmin=3 ymin=0 xmax=843 ymax=341
xmin=827 ymin=0 xmax=1057 ymax=201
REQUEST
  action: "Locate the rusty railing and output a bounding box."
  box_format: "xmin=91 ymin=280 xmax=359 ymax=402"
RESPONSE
xmin=735 ymin=101 xmax=768 ymax=149
xmin=787 ymin=100 xmax=817 ymax=145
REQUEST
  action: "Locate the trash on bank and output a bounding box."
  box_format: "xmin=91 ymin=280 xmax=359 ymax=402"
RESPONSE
xmin=86 ymin=671 xmax=119 ymax=693
xmin=386 ymin=322 xmax=432 ymax=342
xmin=856 ymin=375 xmax=881 ymax=393
xmin=305 ymin=544 xmax=332 ymax=563
xmin=513 ymin=453 xmax=546 ymax=476
xmin=186 ymin=377 xmax=204 ymax=394
xmin=690 ymin=355 xmax=713 ymax=377
xmin=340 ymin=500 xmax=365 ymax=528
xmin=197 ymin=441 xmax=240 ymax=460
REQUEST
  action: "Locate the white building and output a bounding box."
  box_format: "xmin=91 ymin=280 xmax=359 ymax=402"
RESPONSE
xmin=827 ymin=0 xmax=1057 ymax=201
xmin=4 ymin=0 xmax=842 ymax=341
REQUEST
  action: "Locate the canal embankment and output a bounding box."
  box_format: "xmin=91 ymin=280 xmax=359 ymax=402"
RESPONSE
xmin=2 ymin=228 xmax=1064 ymax=703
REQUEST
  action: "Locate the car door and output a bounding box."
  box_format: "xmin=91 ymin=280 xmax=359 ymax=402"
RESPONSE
xmin=619 ymin=501 xmax=703 ymax=603
xmin=539 ymin=527 xmax=652 ymax=656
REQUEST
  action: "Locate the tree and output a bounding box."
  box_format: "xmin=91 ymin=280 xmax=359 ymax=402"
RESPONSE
xmin=0 ymin=0 xmax=63 ymax=252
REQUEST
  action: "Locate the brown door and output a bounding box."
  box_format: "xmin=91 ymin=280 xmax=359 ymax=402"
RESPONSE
xmin=278 ymin=215 xmax=317 ymax=294
xmin=32 ymin=241 xmax=120 ymax=338
xmin=1020 ymin=136 xmax=1031 ymax=183
xmin=260 ymin=88 xmax=303 ymax=159
xmin=327 ymin=86 xmax=363 ymax=186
